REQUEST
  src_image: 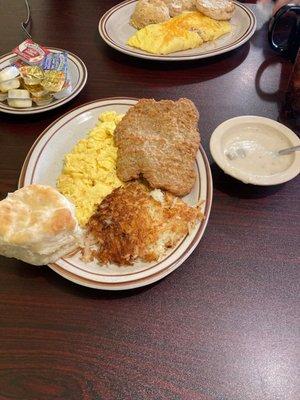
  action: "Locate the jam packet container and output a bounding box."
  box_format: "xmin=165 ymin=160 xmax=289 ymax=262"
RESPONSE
xmin=53 ymin=79 xmax=72 ymax=99
xmin=19 ymin=65 xmax=44 ymax=85
xmin=32 ymin=94 xmax=53 ymax=106
xmin=40 ymin=51 xmax=68 ymax=74
xmin=40 ymin=52 xmax=68 ymax=93
xmin=13 ymin=40 xmax=50 ymax=65
xmin=41 ymin=70 xmax=65 ymax=92
xmin=23 ymin=83 xmax=48 ymax=98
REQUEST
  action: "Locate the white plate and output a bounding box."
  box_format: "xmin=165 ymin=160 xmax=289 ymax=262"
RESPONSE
xmin=99 ymin=0 xmax=256 ymax=61
xmin=210 ymin=116 xmax=300 ymax=185
xmin=19 ymin=98 xmax=212 ymax=290
xmin=0 ymin=48 xmax=87 ymax=114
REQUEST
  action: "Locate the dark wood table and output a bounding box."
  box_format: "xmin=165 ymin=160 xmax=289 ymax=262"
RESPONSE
xmin=0 ymin=1 xmax=299 ymax=399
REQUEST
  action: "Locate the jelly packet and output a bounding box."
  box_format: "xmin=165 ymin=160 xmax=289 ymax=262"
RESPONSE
xmin=13 ymin=39 xmax=50 ymax=65
xmin=19 ymin=65 xmax=44 ymax=85
xmin=39 ymin=52 xmax=68 ymax=92
xmin=39 ymin=52 xmax=68 ymax=74
xmin=41 ymin=70 xmax=65 ymax=92
xmin=53 ymin=79 xmax=72 ymax=99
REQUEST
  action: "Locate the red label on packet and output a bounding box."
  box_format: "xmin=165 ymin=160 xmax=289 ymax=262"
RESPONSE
xmin=13 ymin=39 xmax=50 ymax=64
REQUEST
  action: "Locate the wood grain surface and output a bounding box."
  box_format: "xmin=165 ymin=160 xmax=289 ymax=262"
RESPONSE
xmin=0 ymin=1 xmax=299 ymax=400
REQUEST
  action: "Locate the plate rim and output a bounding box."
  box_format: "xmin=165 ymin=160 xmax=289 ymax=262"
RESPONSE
xmin=0 ymin=47 xmax=88 ymax=115
xmin=18 ymin=97 xmax=213 ymax=289
xmin=98 ymin=0 xmax=257 ymax=61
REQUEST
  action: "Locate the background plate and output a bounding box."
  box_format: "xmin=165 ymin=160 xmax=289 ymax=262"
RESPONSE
xmin=99 ymin=0 xmax=256 ymax=61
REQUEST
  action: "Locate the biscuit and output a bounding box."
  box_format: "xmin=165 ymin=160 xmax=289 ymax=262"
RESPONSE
xmin=0 ymin=185 xmax=82 ymax=265
xmin=195 ymin=0 xmax=235 ymax=20
xmin=130 ymin=0 xmax=170 ymax=29
xmin=162 ymin=0 xmax=196 ymax=17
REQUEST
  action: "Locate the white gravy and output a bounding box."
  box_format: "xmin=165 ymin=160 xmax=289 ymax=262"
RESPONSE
xmin=223 ymin=125 xmax=294 ymax=177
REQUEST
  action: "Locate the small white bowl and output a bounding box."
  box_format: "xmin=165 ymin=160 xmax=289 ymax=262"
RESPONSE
xmin=210 ymin=116 xmax=300 ymax=185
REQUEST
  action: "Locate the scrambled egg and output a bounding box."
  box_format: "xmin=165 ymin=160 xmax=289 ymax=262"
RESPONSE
xmin=127 ymin=11 xmax=231 ymax=55
xmin=57 ymin=112 xmax=123 ymax=226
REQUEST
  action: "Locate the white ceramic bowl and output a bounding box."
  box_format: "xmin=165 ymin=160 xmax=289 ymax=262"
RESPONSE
xmin=210 ymin=116 xmax=300 ymax=185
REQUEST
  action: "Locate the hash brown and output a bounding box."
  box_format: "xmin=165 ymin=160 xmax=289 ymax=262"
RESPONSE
xmin=87 ymin=182 xmax=202 ymax=265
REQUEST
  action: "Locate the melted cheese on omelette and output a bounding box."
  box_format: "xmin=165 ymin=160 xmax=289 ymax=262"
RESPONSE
xmin=127 ymin=11 xmax=231 ymax=55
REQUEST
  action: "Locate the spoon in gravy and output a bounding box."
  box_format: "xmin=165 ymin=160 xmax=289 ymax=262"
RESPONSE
xmin=226 ymin=144 xmax=300 ymax=160
xmin=277 ymin=145 xmax=300 ymax=156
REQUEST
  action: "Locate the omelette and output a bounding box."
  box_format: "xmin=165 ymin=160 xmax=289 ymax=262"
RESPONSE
xmin=57 ymin=112 xmax=123 ymax=226
xmin=127 ymin=11 xmax=231 ymax=54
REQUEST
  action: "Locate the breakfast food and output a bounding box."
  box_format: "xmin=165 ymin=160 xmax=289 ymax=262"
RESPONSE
xmin=0 ymin=41 xmax=71 ymax=109
xmin=57 ymin=112 xmax=123 ymax=226
xmin=162 ymin=0 xmax=196 ymax=17
xmin=130 ymin=0 xmax=170 ymax=29
xmin=86 ymin=182 xmax=202 ymax=265
xmin=114 ymin=98 xmax=200 ymax=197
xmin=195 ymin=0 xmax=235 ymax=20
xmin=0 ymin=185 xmax=82 ymax=266
xmin=127 ymin=11 xmax=231 ymax=54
